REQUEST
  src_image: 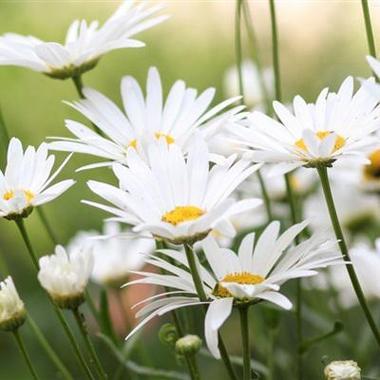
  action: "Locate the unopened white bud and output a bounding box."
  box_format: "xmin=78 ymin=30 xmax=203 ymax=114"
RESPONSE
xmin=324 ymin=360 xmax=361 ymax=380
xmin=175 ymin=335 xmax=202 ymax=356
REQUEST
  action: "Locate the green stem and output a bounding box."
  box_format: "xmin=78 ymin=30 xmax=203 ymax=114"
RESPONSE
xmin=13 ymin=329 xmax=41 ymax=380
xmin=361 ymin=0 xmax=377 ymax=58
xmin=36 ymin=207 xmax=58 ymax=245
xmin=27 ymin=315 xmax=73 ymax=380
xmin=269 ymin=0 xmax=303 ymax=376
xmin=184 ymin=244 xmax=238 ymax=380
xmin=73 ymin=308 xmax=108 ymax=380
xmin=239 ymin=307 xmax=251 ymax=380
xmin=235 ymin=0 xmax=272 ymax=222
xmin=15 ymin=218 xmax=39 ymax=269
xmin=317 ymin=165 xmax=380 ymax=348
xmin=187 ymin=355 xmax=201 ymax=380
xmin=14 ymin=219 xmax=95 ymax=379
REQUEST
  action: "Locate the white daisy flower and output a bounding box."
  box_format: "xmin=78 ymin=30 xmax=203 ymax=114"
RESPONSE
xmin=83 ymin=137 xmax=262 ymax=245
xmin=231 ymin=76 xmax=380 ymax=176
xmin=0 ymin=276 xmax=26 ymax=331
xmin=223 ymin=59 xmax=273 ymax=109
xmin=67 ymin=222 xmax=154 ymax=287
xmin=124 ymin=221 xmax=340 ymax=358
xmin=363 ymin=55 xmax=380 ymax=99
xmin=0 ymin=138 xmax=75 ymax=220
xmin=0 ymin=1 xmax=168 ymax=79
xmin=313 ymin=239 xmax=380 ymax=309
xmin=48 ymin=67 xmax=243 ymax=170
xmin=38 ymin=245 xmax=93 ymax=309
xmin=324 ymin=360 xmax=361 ymax=380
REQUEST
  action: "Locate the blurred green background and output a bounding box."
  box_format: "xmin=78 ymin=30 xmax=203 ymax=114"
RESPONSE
xmin=0 ymin=1 xmax=379 ymax=379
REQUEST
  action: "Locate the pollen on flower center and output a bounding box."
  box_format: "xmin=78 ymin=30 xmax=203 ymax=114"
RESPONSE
xmin=295 ymin=131 xmax=345 ymax=153
xmin=3 ymin=191 xmax=14 ymax=201
xmin=213 ymin=272 xmax=265 ymax=298
xmin=24 ymin=190 xmax=35 ymax=203
xmin=363 ymin=149 xmax=380 ymax=180
xmin=162 ymin=206 xmax=204 ymax=226
xmin=128 ymin=139 xmax=138 ymax=149
xmin=155 ymin=132 xmax=175 ymax=145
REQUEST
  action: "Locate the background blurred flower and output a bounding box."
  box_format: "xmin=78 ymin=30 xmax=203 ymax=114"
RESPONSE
xmin=324 ymin=360 xmax=361 ymax=380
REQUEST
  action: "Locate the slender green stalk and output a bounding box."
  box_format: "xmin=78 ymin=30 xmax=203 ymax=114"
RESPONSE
xmin=184 ymin=244 xmax=238 ymax=380
xmin=269 ymin=1 xmax=303 ymax=377
xmin=242 ymin=0 xmax=272 ymax=114
xmin=13 ymin=329 xmax=41 ymax=380
xmin=15 ymin=218 xmax=39 ymax=269
xmin=14 ymin=219 xmax=95 ymax=379
xmin=73 ymin=308 xmax=108 ymax=380
xmin=27 ymin=315 xmax=73 ymax=380
xmin=317 ymin=166 xmax=380 ymax=348
xmin=235 ymin=0 xmax=273 ymax=221
xmin=187 ymin=356 xmax=201 ymax=380
xmin=239 ymin=307 xmax=251 ymax=380
xmin=361 ymin=0 xmax=377 ymax=58
xmin=36 ymin=207 xmax=58 ymax=245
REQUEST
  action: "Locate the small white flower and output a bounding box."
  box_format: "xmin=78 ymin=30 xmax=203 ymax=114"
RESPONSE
xmin=49 ymin=67 xmax=243 ymax=169
xmin=0 ymin=138 xmax=74 ymax=220
xmin=68 ymin=222 xmax=154 ymax=287
xmin=38 ymin=245 xmax=93 ymax=309
xmin=324 ymin=360 xmax=361 ymax=380
xmin=125 ymin=221 xmax=341 ymax=358
xmin=223 ymin=59 xmax=273 ymax=108
xmin=231 ymin=76 xmax=380 ymax=176
xmin=83 ymin=137 xmax=262 ymax=245
xmin=0 ymin=1 xmax=168 ymax=79
xmin=0 ymin=276 xmax=25 ymax=331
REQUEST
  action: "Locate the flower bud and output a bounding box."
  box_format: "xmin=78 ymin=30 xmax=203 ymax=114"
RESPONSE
xmin=38 ymin=245 xmax=93 ymax=310
xmin=324 ymin=360 xmax=361 ymax=380
xmin=175 ymin=335 xmax=202 ymax=356
xmin=0 ymin=277 xmax=26 ymax=331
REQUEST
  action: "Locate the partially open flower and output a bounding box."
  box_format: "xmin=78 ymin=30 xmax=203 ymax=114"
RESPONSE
xmin=0 ymin=277 xmax=26 ymax=331
xmin=38 ymin=245 xmax=93 ymax=309
xmin=324 ymin=360 xmax=361 ymax=380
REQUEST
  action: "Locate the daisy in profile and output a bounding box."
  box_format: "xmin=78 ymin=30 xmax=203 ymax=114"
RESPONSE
xmin=231 ymin=76 xmax=380 ymax=176
xmin=0 ymin=1 xmax=168 ymax=79
xmin=0 ymin=138 xmax=74 ymax=220
xmin=124 ymin=221 xmax=340 ymax=358
xmin=67 ymin=222 xmax=154 ymax=287
xmin=49 ymin=67 xmax=244 ymax=169
xmin=83 ymin=137 xmax=262 ymax=245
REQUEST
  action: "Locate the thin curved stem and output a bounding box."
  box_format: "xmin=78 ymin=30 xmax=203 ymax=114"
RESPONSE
xmin=13 ymin=329 xmax=41 ymax=380
xmin=27 ymin=315 xmax=73 ymax=380
xmin=36 ymin=207 xmax=58 ymax=245
xmin=269 ymin=0 xmax=281 ymax=102
xmin=256 ymin=171 xmax=273 ymax=221
xmin=317 ymin=166 xmax=380 ymax=349
xmin=14 ymin=220 xmax=95 ymax=379
xmin=361 ymin=0 xmax=377 ymax=58
xmin=73 ymin=308 xmax=108 ymax=380
xmin=184 ymin=244 xmax=238 ymax=380
xmin=239 ymin=307 xmax=251 ymax=380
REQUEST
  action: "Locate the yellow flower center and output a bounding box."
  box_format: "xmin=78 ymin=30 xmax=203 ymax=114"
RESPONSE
xmin=363 ymin=149 xmax=380 ymax=181
xmin=155 ymin=132 xmax=175 ymax=145
xmin=128 ymin=139 xmax=138 ymax=149
xmin=295 ymin=131 xmax=345 ymax=153
xmin=24 ymin=190 xmax=35 ymax=203
xmin=3 ymin=191 xmax=14 ymax=201
xmin=213 ymin=272 xmax=265 ymax=298
xmin=162 ymin=206 xmax=204 ymax=226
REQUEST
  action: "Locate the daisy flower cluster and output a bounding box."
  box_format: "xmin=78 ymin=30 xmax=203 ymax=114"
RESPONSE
xmin=0 ymin=1 xmax=379 ymax=379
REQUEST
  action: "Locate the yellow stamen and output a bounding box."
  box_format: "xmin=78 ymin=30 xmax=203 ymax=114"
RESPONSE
xmin=155 ymin=132 xmax=175 ymax=145
xmin=162 ymin=206 xmax=204 ymax=226
xmin=363 ymin=149 xmax=380 ymax=180
xmin=3 ymin=191 xmax=14 ymax=201
xmin=24 ymin=190 xmax=35 ymax=203
xmin=213 ymin=271 xmax=265 ymax=298
xmin=295 ymin=131 xmax=345 ymax=153
xmin=128 ymin=139 xmax=138 ymax=149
